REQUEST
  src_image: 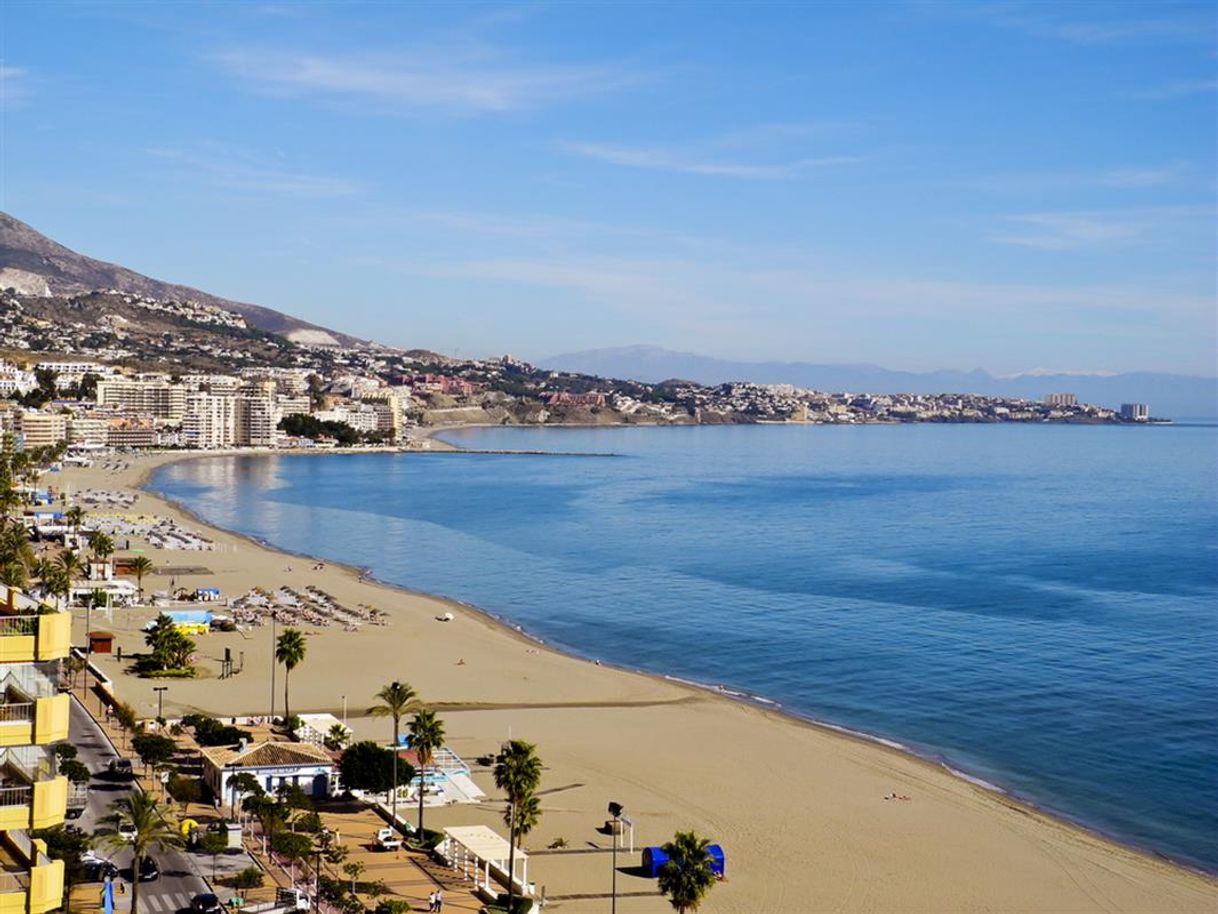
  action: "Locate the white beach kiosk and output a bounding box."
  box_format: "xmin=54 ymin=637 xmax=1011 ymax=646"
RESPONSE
xmin=439 ymin=825 xmax=532 ymax=901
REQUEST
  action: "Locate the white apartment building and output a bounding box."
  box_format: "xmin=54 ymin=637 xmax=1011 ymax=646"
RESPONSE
xmin=276 ymin=395 xmax=312 ymax=419
xmin=183 ymin=393 xmax=236 ymax=448
xmin=67 ymin=415 xmax=110 ymax=447
xmin=314 ymin=405 xmax=379 ymax=434
xmin=35 ymin=360 xmax=116 ymax=381
xmin=0 ymin=362 xmax=37 ymax=397
xmin=1120 ymin=403 xmax=1150 ymax=422
xmin=95 ymin=378 xmax=188 ymax=420
xmin=1044 ymin=393 xmax=1077 ymax=407
xmin=182 ymin=374 xmax=242 ymax=394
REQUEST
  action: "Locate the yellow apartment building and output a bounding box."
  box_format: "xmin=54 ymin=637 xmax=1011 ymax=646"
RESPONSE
xmin=0 ymin=585 xmax=70 ymax=914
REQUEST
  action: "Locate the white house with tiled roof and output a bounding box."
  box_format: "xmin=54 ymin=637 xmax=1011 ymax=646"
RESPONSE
xmin=200 ymin=739 xmax=336 ymax=806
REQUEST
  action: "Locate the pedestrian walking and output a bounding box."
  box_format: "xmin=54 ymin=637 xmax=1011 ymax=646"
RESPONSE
xmin=426 ymin=891 xmax=436 ymax=912
xmin=434 ymin=889 xmax=443 ymax=912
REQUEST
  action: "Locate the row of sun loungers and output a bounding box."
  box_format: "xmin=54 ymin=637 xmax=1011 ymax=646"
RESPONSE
xmin=227 ymin=587 xmax=388 ymax=631
xmin=88 ymin=515 xmax=215 ymax=551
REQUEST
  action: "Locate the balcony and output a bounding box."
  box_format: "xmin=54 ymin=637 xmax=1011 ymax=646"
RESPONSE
xmin=0 ymin=750 xmax=66 ymax=830
xmin=0 ymin=832 xmax=63 ymax=914
xmin=0 ymin=695 xmax=68 ymax=748
xmin=0 ymin=612 xmax=70 ymax=665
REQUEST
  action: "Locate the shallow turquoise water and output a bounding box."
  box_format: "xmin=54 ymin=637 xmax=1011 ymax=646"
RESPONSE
xmin=150 ymin=424 xmax=1218 ymax=871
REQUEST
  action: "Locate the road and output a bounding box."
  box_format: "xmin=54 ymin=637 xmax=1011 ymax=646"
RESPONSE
xmin=70 ymin=696 xmax=211 ymax=914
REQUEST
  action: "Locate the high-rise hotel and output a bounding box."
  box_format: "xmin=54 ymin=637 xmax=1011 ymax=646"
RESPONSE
xmin=0 ymin=585 xmax=71 ymax=914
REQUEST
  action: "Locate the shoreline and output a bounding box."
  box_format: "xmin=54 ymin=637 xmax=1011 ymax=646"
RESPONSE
xmin=69 ymin=448 xmax=1218 ymax=911
xmin=138 ymin=447 xmax=1216 ymax=882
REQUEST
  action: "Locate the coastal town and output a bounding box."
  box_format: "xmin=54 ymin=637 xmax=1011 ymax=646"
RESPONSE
xmin=0 ymin=290 xmax=1153 ymax=451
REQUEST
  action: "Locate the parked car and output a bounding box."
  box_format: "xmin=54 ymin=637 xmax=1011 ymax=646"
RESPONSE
xmin=137 ymin=857 xmax=160 ymax=882
xmin=108 ymin=758 xmax=134 ymax=778
xmin=117 ymin=823 xmax=137 ymax=842
xmin=81 ymin=853 xmax=119 ymax=883
xmin=191 ymin=893 xmax=222 ymax=914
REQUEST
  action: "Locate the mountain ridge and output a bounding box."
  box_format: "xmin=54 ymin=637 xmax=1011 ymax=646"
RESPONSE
xmin=0 ymin=211 xmax=363 ymax=347
xmin=541 ymin=345 xmax=1218 ymax=418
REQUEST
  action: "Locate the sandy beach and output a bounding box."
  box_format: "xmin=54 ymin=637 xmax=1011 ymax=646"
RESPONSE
xmin=59 ymin=450 xmax=1217 ymax=913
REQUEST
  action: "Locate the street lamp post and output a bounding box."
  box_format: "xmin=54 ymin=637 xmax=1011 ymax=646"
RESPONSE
xmin=153 ymin=686 xmax=168 ymax=720
xmin=341 ymin=695 xmax=347 ymax=729
xmin=270 ymin=614 xmax=277 ymax=722
xmin=608 ymin=802 xmax=623 ymax=914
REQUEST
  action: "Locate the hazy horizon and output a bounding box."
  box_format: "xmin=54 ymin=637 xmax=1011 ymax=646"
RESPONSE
xmin=1 ymin=2 xmax=1215 ymax=375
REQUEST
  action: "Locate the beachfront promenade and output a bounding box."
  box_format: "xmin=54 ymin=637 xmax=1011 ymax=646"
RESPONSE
xmin=66 ymin=673 xmax=483 ymax=914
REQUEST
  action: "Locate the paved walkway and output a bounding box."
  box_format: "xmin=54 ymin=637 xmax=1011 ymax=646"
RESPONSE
xmin=68 ymin=671 xmax=484 ymax=913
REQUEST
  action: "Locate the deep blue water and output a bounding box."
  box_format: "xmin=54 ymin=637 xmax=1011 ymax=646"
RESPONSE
xmin=149 ymin=424 xmax=1218 ymax=872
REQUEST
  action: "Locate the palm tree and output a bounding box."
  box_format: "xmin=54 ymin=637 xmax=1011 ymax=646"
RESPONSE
xmin=56 ymin=549 xmax=82 ymax=592
xmin=129 ymin=555 xmax=154 ymax=600
xmin=407 ymin=708 xmax=445 ymax=836
xmin=89 ymin=531 xmax=114 ymax=567
xmin=274 ymin=628 xmax=307 ymax=721
xmin=102 ymin=792 xmax=184 ymax=914
xmin=657 ymin=831 xmax=717 ymax=914
xmin=368 ymin=681 xmax=417 ymax=828
xmin=509 ymin=794 xmax=541 ymax=844
xmin=65 ymin=505 xmax=85 ymax=541
xmin=494 ymin=739 xmax=542 ymax=911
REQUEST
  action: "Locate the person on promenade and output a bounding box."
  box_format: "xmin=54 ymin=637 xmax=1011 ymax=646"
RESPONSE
xmin=434 ymin=890 xmax=443 ymax=912
xmin=426 ymin=891 xmax=436 ymax=912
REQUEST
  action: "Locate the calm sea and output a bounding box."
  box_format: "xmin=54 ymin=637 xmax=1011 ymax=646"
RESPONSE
xmin=149 ymin=424 xmax=1218 ymax=871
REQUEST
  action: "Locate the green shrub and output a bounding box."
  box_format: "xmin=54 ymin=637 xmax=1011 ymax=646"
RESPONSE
xmin=225 ymin=866 xmax=264 ymax=890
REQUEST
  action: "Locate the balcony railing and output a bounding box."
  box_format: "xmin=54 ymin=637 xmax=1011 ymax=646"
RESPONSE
xmin=0 ymin=786 xmax=31 ymax=808
xmin=0 ymin=704 xmax=33 ymax=725
xmin=0 ymin=616 xmax=38 ymax=638
xmin=0 ymin=871 xmax=30 ymax=892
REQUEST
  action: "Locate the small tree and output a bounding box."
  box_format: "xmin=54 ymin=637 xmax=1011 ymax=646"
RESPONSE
xmin=132 ymin=732 xmax=177 ymax=775
xmin=229 ymin=771 xmax=263 ymax=817
xmin=200 ymin=830 xmax=229 ymax=880
xmin=339 ymin=742 xmax=415 ymax=795
xmin=167 ymin=773 xmax=202 ymax=815
xmin=657 ymin=831 xmax=717 ymax=914
xmin=342 ymin=860 xmax=365 ymax=894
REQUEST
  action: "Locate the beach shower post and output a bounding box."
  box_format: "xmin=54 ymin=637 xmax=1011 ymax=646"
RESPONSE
xmin=608 ymin=801 xmax=623 ymax=914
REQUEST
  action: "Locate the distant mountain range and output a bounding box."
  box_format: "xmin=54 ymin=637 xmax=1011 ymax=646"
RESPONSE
xmin=0 ymin=212 xmax=360 ymax=347
xmin=542 ymin=346 xmax=1218 ymax=418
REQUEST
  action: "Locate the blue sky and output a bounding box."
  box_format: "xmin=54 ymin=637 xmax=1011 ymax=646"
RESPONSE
xmin=1 ymin=1 xmax=1214 ymax=375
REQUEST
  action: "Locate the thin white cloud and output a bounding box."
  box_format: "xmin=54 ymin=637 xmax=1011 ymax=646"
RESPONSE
xmin=990 ymin=205 xmax=1212 ymax=250
xmin=972 ymin=162 xmax=1192 ymax=193
xmin=0 ymin=64 xmax=29 ymax=108
xmin=146 ymin=145 xmax=363 ymax=198
xmin=1133 ymin=79 xmax=1218 ymax=100
xmin=210 ymin=47 xmax=642 ymax=114
xmin=941 ymin=2 xmax=1213 ymax=46
xmin=562 ymin=141 xmax=867 ymax=179
xmin=367 ymin=252 xmax=1212 ymax=332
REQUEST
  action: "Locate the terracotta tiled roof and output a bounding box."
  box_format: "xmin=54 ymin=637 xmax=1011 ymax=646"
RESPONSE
xmin=200 ymin=740 xmax=335 ymax=770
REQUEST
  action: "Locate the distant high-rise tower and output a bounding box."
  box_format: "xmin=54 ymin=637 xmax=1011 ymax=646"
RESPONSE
xmin=1120 ymin=403 xmax=1150 ymax=422
xmin=1044 ymin=393 xmax=1077 ymax=407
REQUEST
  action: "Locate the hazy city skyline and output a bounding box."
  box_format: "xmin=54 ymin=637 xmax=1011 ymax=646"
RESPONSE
xmin=1 ymin=2 xmax=1215 ymax=375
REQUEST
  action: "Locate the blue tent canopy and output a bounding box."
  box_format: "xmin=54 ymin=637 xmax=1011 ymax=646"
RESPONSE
xmin=642 ymin=844 xmax=724 ymax=878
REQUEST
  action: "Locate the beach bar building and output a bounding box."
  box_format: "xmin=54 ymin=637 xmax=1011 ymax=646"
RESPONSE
xmin=200 ymin=741 xmax=336 ymax=806
xmin=439 ymin=825 xmax=532 ymax=901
